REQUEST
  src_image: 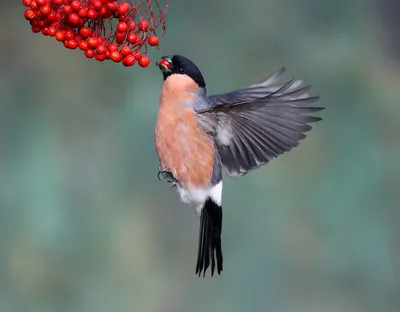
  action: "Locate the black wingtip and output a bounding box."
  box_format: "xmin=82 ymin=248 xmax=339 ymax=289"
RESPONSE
xmin=195 ymin=198 xmax=223 ymax=277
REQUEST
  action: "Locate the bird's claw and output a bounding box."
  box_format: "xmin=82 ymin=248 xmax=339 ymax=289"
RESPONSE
xmin=157 ymin=166 xmax=177 ymax=187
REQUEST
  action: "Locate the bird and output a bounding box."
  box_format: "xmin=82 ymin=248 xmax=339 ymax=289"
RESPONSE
xmin=154 ymin=55 xmax=323 ymax=277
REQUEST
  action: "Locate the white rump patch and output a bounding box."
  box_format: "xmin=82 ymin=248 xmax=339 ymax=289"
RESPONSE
xmin=209 ymin=181 xmax=222 ymax=206
xmin=177 ymin=181 xmax=223 ymax=217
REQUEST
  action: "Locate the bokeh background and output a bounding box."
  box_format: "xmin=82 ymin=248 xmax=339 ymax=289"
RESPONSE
xmin=1 ymin=0 xmax=400 ymax=311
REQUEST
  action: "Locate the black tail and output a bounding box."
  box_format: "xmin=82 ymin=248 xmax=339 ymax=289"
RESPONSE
xmin=195 ymin=198 xmax=223 ymax=277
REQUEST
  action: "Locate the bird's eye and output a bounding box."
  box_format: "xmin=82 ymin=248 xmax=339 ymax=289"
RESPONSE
xmin=177 ymin=67 xmax=185 ymax=74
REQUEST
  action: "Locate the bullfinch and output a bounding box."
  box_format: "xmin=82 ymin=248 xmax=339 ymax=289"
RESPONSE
xmin=154 ymin=55 xmax=323 ymax=277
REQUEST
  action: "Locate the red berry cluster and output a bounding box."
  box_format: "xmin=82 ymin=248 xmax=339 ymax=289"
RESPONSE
xmin=23 ymin=0 xmax=168 ymax=67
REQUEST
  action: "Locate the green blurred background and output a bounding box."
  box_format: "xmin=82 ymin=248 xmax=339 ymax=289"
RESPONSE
xmin=2 ymin=0 xmax=400 ymax=311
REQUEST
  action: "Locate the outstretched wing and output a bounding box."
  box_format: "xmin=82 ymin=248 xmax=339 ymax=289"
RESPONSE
xmin=197 ymin=68 xmax=324 ymax=177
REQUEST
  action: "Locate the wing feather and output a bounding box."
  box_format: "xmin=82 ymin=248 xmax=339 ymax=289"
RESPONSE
xmin=198 ymin=68 xmax=323 ymax=177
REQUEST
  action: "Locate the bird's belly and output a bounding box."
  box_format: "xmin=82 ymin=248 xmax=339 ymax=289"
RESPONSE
xmin=155 ymin=105 xmax=215 ymax=189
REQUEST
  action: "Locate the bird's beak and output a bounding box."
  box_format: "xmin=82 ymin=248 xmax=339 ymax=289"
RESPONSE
xmin=156 ymin=56 xmax=172 ymax=74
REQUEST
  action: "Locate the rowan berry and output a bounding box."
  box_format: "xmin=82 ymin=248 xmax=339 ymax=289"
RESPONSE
xmin=138 ymin=55 xmax=150 ymax=67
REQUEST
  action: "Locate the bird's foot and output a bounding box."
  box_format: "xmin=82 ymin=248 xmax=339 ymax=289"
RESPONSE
xmin=157 ymin=166 xmax=177 ymax=187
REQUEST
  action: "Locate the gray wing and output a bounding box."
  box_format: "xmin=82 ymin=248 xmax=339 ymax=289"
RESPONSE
xmin=197 ymin=68 xmax=324 ymax=177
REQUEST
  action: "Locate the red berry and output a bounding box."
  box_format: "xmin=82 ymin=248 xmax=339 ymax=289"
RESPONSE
xmin=79 ymin=26 xmax=91 ymax=38
xmin=108 ymin=43 xmax=118 ymax=52
xmin=127 ymin=32 xmax=138 ymax=44
xmin=134 ymin=51 xmax=141 ymax=60
xmin=68 ymin=40 xmax=78 ymax=49
xmin=30 ymin=1 xmax=38 ymax=9
xmin=87 ymin=37 xmax=98 ymax=48
xmin=138 ymin=55 xmax=150 ymax=67
xmin=63 ymin=5 xmax=72 ymax=15
xmin=122 ymin=54 xmax=136 ymax=67
xmin=85 ymin=49 xmax=95 ymax=58
xmin=65 ymin=30 xmax=75 ymax=40
xmin=96 ymin=37 xmax=104 ymax=45
xmin=71 ymin=0 xmax=80 ymax=11
xmin=24 ymin=9 xmax=36 ymax=20
xmin=55 ymin=31 xmax=65 ymax=41
xmin=120 ymin=45 xmax=131 ymax=56
xmin=78 ymin=8 xmax=87 ymax=17
xmin=115 ymin=31 xmax=126 ymax=40
xmin=41 ymin=27 xmax=49 ymax=36
xmin=40 ymin=4 xmax=50 ymax=14
xmin=48 ymin=11 xmax=57 ymax=21
xmin=118 ymin=2 xmax=130 ymax=15
xmin=106 ymin=1 xmax=118 ymax=11
xmin=79 ymin=40 xmax=88 ymax=50
xmin=95 ymin=53 xmax=107 ymax=62
xmin=36 ymin=0 xmax=46 ymax=6
xmin=22 ymin=0 xmax=32 ymax=7
xmin=138 ymin=20 xmax=148 ymax=31
xmin=147 ymin=35 xmax=158 ymax=46
xmin=110 ymin=51 xmax=122 ymax=62
xmin=98 ymin=6 xmax=108 ymax=16
xmin=47 ymin=26 xmax=56 ymax=36
xmin=117 ymin=22 xmax=128 ymax=33
xmin=31 ymin=26 xmax=41 ymax=33
xmin=68 ymin=13 xmax=80 ymax=24
xmin=90 ymin=0 xmax=102 ymax=9
xmin=96 ymin=45 xmax=107 ymax=55
xmin=29 ymin=19 xmax=39 ymax=26
xmin=87 ymin=9 xmax=98 ymax=19
xmin=129 ymin=21 xmax=136 ymax=31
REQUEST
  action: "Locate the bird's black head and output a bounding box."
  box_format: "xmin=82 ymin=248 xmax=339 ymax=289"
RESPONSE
xmin=157 ymin=55 xmax=206 ymax=88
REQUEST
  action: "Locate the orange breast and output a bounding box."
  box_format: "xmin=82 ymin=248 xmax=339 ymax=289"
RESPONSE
xmin=155 ymin=79 xmax=214 ymax=189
